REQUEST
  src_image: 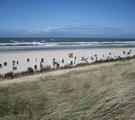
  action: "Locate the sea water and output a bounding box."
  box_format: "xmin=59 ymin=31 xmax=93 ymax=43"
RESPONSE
xmin=0 ymin=38 xmax=135 ymax=50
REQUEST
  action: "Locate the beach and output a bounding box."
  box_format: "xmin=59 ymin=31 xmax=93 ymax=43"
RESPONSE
xmin=0 ymin=47 xmax=135 ymax=75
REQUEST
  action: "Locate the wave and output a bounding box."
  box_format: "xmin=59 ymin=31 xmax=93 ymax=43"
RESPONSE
xmin=0 ymin=41 xmax=135 ymax=48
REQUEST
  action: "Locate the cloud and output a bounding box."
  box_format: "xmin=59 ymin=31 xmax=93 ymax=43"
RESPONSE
xmin=37 ymin=27 xmax=59 ymax=33
xmin=30 ymin=25 xmax=124 ymax=36
xmin=0 ymin=25 xmax=134 ymax=37
xmin=26 ymin=27 xmax=61 ymax=34
xmin=23 ymin=25 xmax=129 ymax=38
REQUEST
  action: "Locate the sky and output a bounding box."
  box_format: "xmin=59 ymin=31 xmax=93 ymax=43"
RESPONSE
xmin=0 ymin=0 xmax=135 ymax=38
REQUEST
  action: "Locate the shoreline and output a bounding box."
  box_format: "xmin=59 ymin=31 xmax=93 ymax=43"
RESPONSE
xmin=0 ymin=46 xmax=135 ymax=52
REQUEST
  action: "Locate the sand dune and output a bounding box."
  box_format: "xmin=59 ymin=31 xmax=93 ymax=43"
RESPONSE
xmin=0 ymin=58 xmax=135 ymax=119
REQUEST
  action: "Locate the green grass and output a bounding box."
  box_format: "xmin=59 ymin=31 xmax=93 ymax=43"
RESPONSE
xmin=0 ymin=59 xmax=135 ymax=120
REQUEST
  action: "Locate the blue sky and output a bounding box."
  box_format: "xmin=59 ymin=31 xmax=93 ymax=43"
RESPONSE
xmin=0 ymin=0 xmax=135 ymax=37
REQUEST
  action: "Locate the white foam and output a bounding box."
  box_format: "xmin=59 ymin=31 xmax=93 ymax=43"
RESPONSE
xmin=0 ymin=41 xmax=135 ymax=48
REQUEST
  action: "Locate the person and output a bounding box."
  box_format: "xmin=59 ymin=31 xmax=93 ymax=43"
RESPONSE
xmin=35 ymin=58 xmax=37 ymax=62
xmin=27 ymin=58 xmax=30 ymax=62
xmin=34 ymin=65 xmax=37 ymax=69
xmin=70 ymin=61 xmax=73 ymax=65
xmin=4 ymin=62 xmax=7 ymax=66
xmin=62 ymin=58 xmax=64 ymax=63
xmin=57 ymin=63 xmax=59 ymax=68
xmin=0 ymin=64 xmax=2 ymax=68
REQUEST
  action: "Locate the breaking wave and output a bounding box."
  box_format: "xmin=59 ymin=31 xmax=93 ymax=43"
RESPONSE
xmin=0 ymin=38 xmax=135 ymax=49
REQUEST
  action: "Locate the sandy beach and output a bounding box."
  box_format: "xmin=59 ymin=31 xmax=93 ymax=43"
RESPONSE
xmin=0 ymin=47 xmax=135 ymax=75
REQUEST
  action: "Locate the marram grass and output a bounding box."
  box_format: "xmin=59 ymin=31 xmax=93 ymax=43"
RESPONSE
xmin=0 ymin=59 xmax=135 ymax=120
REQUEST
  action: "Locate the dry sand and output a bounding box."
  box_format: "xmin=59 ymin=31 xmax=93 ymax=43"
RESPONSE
xmin=0 ymin=48 xmax=135 ymax=74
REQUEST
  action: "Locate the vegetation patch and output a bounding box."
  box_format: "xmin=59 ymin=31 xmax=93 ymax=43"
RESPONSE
xmin=0 ymin=59 xmax=135 ymax=120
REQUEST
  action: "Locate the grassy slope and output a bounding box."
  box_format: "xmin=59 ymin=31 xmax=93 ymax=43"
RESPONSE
xmin=0 ymin=59 xmax=135 ymax=120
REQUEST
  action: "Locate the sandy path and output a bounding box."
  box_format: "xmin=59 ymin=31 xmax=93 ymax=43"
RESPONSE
xmin=0 ymin=61 xmax=118 ymax=86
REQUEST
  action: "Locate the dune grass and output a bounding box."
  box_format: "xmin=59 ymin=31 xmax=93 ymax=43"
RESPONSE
xmin=0 ymin=59 xmax=135 ymax=120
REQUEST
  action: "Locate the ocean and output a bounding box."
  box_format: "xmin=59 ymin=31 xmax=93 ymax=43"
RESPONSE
xmin=0 ymin=38 xmax=135 ymax=50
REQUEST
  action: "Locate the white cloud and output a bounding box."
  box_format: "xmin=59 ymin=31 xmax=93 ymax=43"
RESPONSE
xmin=24 ymin=25 xmax=130 ymax=37
xmin=37 ymin=27 xmax=60 ymax=33
xmin=26 ymin=27 xmax=58 ymax=34
xmin=0 ymin=25 xmax=135 ymax=37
